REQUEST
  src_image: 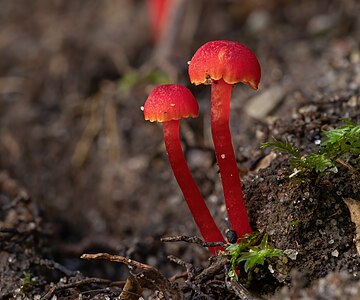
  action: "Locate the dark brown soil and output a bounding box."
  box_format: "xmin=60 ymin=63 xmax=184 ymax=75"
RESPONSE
xmin=0 ymin=1 xmax=359 ymax=299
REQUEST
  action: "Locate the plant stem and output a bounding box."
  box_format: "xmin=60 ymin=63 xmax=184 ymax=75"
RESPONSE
xmin=163 ymin=120 xmax=225 ymax=254
xmin=210 ymin=79 xmax=252 ymax=238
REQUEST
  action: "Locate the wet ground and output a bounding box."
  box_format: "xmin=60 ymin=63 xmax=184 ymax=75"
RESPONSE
xmin=0 ymin=0 xmax=359 ymax=299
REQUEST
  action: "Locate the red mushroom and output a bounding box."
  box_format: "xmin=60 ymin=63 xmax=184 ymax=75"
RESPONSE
xmin=146 ymin=0 xmax=172 ymax=43
xmin=143 ymin=84 xmax=225 ymax=254
xmin=188 ymin=40 xmax=261 ymax=239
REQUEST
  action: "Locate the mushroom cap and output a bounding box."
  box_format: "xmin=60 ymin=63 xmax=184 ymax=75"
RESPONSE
xmin=188 ymin=40 xmax=261 ymax=89
xmin=144 ymin=84 xmax=199 ymax=122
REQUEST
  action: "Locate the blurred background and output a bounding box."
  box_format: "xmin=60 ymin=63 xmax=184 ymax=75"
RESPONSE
xmin=0 ymin=0 xmax=359 ymax=277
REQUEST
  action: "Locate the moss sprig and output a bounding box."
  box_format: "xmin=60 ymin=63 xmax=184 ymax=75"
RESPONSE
xmin=261 ymin=120 xmax=360 ymax=176
xmin=225 ymin=233 xmax=283 ymax=280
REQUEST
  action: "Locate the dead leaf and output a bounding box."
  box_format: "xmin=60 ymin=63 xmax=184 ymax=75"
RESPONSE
xmin=81 ymin=253 xmax=183 ymax=299
xmin=119 ymin=275 xmax=143 ymax=300
xmin=343 ymin=198 xmax=360 ymax=255
xmin=254 ymin=152 xmax=277 ymax=172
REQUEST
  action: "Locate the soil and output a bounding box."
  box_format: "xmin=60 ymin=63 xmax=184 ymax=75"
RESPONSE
xmin=0 ymin=1 xmax=359 ymax=299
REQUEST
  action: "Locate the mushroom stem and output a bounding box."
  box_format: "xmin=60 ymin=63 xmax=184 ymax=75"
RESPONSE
xmin=163 ymin=120 xmax=225 ymax=254
xmin=147 ymin=0 xmax=172 ymax=43
xmin=210 ymin=79 xmax=252 ymax=238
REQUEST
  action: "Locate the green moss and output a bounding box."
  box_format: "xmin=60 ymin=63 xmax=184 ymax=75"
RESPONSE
xmin=225 ymin=233 xmax=283 ymax=280
xmin=261 ymin=120 xmax=360 ymax=176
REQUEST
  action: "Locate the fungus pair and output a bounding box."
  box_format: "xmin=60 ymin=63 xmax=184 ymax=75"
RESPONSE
xmin=143 ymin=40 xmax=261 ymax=254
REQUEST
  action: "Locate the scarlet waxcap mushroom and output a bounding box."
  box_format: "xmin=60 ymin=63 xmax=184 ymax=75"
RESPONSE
xmin=144 ymin=84 xmax=198 ymax=123
xmin=143 ymin=84 xmax=225 ymax=255
xmin=188 ymin=40 xmax=261 ymax=240
xmin=188 ymin=40 xmax=261 ymax=90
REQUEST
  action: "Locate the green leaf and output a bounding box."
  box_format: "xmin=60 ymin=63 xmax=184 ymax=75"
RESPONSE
xmin=225 ymin=233 xmax=283 ymax=277
xmin=261 ymin=138 xmax=301 ymax=158
xmin=304 ymin=153 xmax=333 ymax=172
xmin=322 ymin=121 xmax=360 ymax=159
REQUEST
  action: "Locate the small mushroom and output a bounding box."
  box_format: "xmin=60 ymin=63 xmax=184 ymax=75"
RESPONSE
xmin=144 ymin=84 xmax=225 ymax=254
xmin=146 ymin=0 xmax=171 ymax=43
xmin=188 ymin=40 xmax=261 ymax=239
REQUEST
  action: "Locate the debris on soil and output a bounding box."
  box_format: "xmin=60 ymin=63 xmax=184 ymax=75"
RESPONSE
xmin=343 ymin=198 xmax=360 ymax=256
xmin=273 ymin=271 xmax=360 ymax=300
xmin=1 ymin=0 xmax=360 ymax=299
xmin=0 ymin=172 xmax=77 ymax=298
xmin=81 ymin=253 xmax=182 ymax=299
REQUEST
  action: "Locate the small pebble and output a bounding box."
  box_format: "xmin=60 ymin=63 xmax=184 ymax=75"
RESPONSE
xmin=268 ymin=264 xmax=275 ymax=274
xmin=284 ymin=249 xmax=298 ymax=260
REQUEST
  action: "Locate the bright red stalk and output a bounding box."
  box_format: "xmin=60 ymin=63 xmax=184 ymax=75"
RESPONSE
xmin=163 ymin=120 xmax=225 ymax=254
xmin=147 ymin=0 xmax=171 ymax=43
xmin=211 ymin=79 xmax=252 ymax=238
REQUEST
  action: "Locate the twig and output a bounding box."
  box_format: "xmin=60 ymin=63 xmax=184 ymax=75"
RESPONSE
xmin=167 ymin=255 xmax=204 ymax=297
xmin=168 ymin=255 xmax=229 ymax=298
xmin=41 ymin=284 xmax=56 ymax=300
xmin=57 ymin=278 xmax=112 ymax=290
xmin=161 ymin=235 xmax=227 ymax=249
xmin=34 ymin=257 xmax=77 ymax=277
xmin=110 ymin=280 xmax=127 ymax=287
xmin=167 ymin=255 xmax=196 ymax=280
xmin=81 ymin=253 xmax=153 ymax=270
xmin=41 ymin=278 xmax=114 ymax=300
xmin=81 ymin=253 xmax=183 ymax=299
xmin=3 ymin=195 xmax=29 ymax=210
xmin=168 ymin=271 xmax=188 ymax=281
xmin=335 ymin=158 xmax=358 ymax=174
xmin=193 ymin=256 xmax=227 ymax=285
xmin=226 ymin=277 xmax=262 ymax=300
